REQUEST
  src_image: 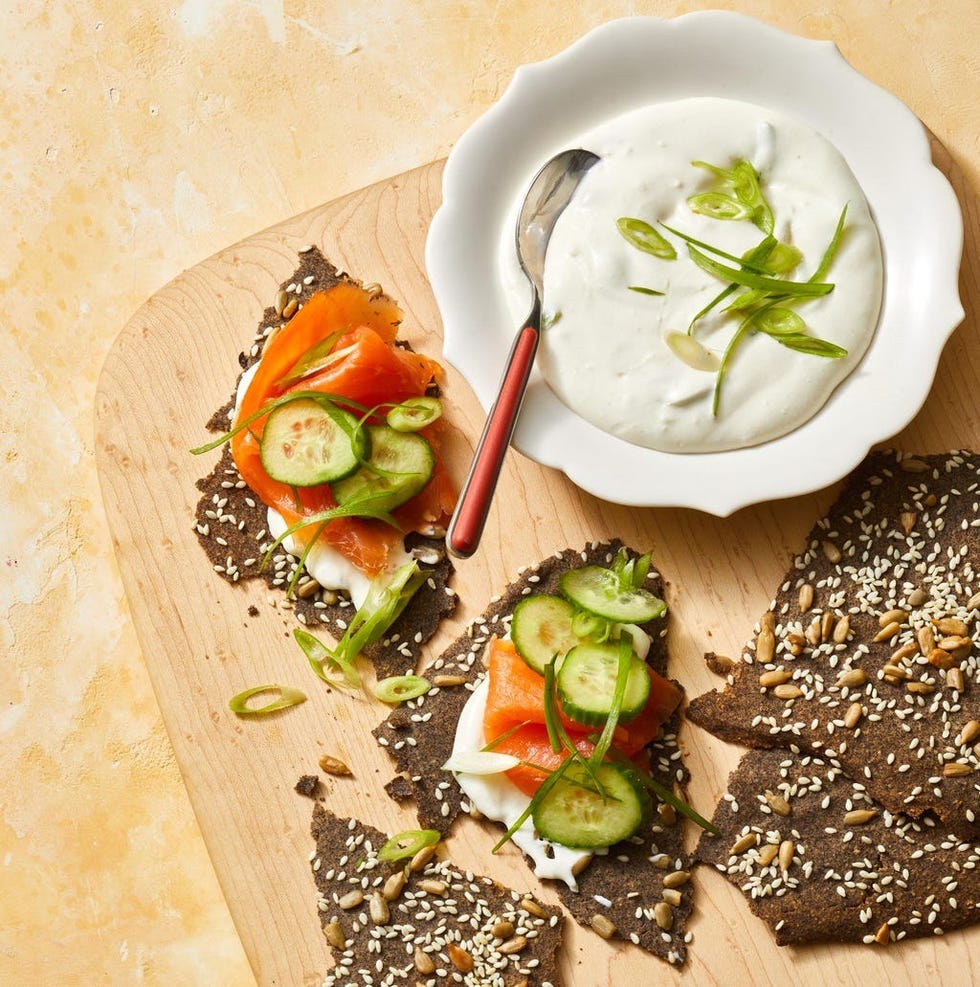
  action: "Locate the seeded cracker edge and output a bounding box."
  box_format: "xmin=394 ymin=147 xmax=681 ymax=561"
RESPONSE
xmin=688 ymin=450 xmax=980 ymax=842
xmin=310 ymin=806 xmax=565 ymax=986
xmin=191 ymin=247 xmax=456 ymax=679
xmin=373 ymin=540 xmax=696 ymax=967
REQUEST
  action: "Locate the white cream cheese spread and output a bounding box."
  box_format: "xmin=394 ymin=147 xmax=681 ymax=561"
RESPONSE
xmin=526 ymin=96 xmax=883 ymax=452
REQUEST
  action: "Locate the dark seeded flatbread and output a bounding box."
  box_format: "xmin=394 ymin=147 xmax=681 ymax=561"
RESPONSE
xmin=192 ymin=248 xmax=456 ymax=678
xmin=309 ymin=805 xmax=564 ymax=987
xmin=697 ymin=746 xmax=980 ymax=946
xmin=374 ymin=541 xmax=695 ymax=967
xmin=688 ymin=450 xmax=980 ymax=841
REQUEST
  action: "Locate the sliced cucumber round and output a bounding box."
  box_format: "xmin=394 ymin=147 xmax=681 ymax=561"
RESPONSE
xmin=533 ymin=761 xmax=651 ymax=849
xmin=332 ymin=425 xmax=434 ymax=512
xmin=259 ymin=398 xmax=365 ymax=486
xmin=510 ymin=595 xmax=579 ymax=674
xmin=559 ymin=565 xmax=666 ymax=623
xmin=556 ymin=642 xmax=650 ymax=727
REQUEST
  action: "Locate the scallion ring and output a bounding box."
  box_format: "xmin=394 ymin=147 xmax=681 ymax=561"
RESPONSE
xmin=377 ymin=828 xmax=440 ymax=863
xmin=386 ymin=396 xmax=442 ymax=432
xmin=228 ymin=684 xmax=306 ymax=716
xmin=374 ymin=674 xmax=430 ymax=704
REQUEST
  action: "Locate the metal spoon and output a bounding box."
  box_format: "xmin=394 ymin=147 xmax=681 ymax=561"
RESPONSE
xmin=446 ymin=147 xmax=600 ymax=559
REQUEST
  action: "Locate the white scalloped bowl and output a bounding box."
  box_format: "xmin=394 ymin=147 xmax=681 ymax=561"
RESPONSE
xmin=426 ymin=13 xmax=963 ymax=513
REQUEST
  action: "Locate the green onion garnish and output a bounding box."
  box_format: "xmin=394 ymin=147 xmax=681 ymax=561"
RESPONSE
xmin=377 ymin=829 xmax=440 ymax=863
xmin=228 ymin=684 xmax=306 ymax=716
xmin=375 ymin=675 xmax=431 ymax=704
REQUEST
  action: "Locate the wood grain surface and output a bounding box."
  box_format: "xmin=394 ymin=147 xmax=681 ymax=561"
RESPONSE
xmin=96 ymin=147 xmax=979 ymax=986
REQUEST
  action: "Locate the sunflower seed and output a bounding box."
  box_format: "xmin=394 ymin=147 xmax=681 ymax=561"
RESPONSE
xmin=382 ymin=870 xmax=406 ymax=901
xmin=520 ymin=897 xmax=548 ymax=918
xmin=875 ymin=922 xmax=891 ymax=945
xmin=323 ymin=920 xmax=346 ymax=948
xmin=778 ymin=839 xmax=795 ymax=871
xmin=590 ymin=914 xmax=617 ymax=939
xmin=414 ymin=948 xmax=435 ymax=974
xmin=889 ymin=641 xmax=918 ymax=664
xmin=756 ymin=626 xmax=775 ymax=664
xmin=900 ymin=511 xmax=917 ymax=535
xmin=773 ymin=683 xmax=803 ymax=700
xmin=844 ymin=702 xmax=864 ymax=729
xmin=731 ymin=832 xmax=758 ymax=855
xmin=918 ymin=626 xmax=937 ymax=655
xmin=822 ymin=540 xmax=842 ymax=564
xmin=935 ymin=617 xmax=970 ymax=636
xmin=492 ymin=921 xmax=515 ymax=939
xmin=900 ymin=457 xmax=929 ymax=472
xmin=759 ymin=843 xmax=780 ymax=867
xmin=448 ymin=944 xmax=474 ymax=973
xmin=943 ymin=762 xmax=974 ymax=778
xmin=948 ymin=667 xmax=966 ymax=692
xmin=497 ymin=935 xmax=528 ymax=955
xmin=907 ymin=681 xmax=935 ymax=695
xmin=798 ymin=583 xmax=814 ymax=612
xmin=369 ymin=892 xmax=389 ymax=925
xmin=318 ymin=754 xmax=352 ymax=776
xmin=764 ymin=791 xmax=792 ymax=817
xmin=957 ymin=720 xmax=980 ymax=746
xmin=654 ymin=902 xmax=674 ymax=931
xmin=832 ymin=615 xmax=851 ymax=643
xmin=662 ymin=888 xmax=683 ymax=907
xmin=927 ymin=648 xmax=955 ymax=669
xmin=281 ymin=296 xmax=299 ymax=319
xmin=835 ymin=668 xmax=867 ymax=689
xmin=663 ymin=869 xmax=691 ymax=889
xmin=338 ymin=890 xmax=364 ymax=910
xmin=432 ymin=674 xmax=467 ymax=687
xmin=908 ymin=587 xmax=929 ymax=607
xmin=844 ymin=808 xmax=878 ymax=825
xmin=417 ymin=879 xmax=447 ymax=895
xmin=873 ymin=621 xmax=901 ymax=642
xmin=759 ymin=668 xmax=792 ymax=688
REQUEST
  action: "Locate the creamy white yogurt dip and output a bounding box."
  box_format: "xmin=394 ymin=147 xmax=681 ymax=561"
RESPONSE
xmin=522 ymin=97 xmax=883 ymax=452
xmin=233 ymin=364 xmax=409 ymax=607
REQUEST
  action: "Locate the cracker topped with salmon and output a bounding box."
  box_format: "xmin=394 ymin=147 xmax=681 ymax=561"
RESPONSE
xmin=192 ymin=248 xmax=458 ymax=677
xmin=375 ymin=541 xmax=706 ymax=967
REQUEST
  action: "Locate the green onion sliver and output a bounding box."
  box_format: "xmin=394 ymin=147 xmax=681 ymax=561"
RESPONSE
xmin=377 ymin=829 xmax=440 ymax=863
xmin=616 ymin=217 xmax=677 ymax=260
xmin=228 ymin=684 xmax=306 ymax=716
xmin=387 ymin=396 xmax=442 ymax=432
xmin=375 ymin=674 xmax=430 ymax=704
xmin=688 ymin=245 xmax=834 ymax=298
xmin=589 ymin=634 xmax=633 ymax=766
xmin=293 ymin=628 xmax=361 ymax=690
xmin=493 ymin=756 xmax=574 ymax=853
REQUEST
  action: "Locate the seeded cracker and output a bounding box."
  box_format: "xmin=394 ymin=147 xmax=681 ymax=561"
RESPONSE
xmin=373 ymin=542 xmax=695 ymax=966
xmin=697 ymin=746 xmax=980 ymax=945
xmin=192 ymin=248 xmax=456 ymax=678
xmin=309 ymin=806 xmax=564 ymax=986
xmin=688 ymin=450 xmax=980 ymax=841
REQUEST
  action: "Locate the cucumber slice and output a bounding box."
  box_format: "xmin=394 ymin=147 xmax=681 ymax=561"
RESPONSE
xmin=533 ymin=761 xmax=651 ymax=849
xmin=259 ymin=398 xmax=364 ymax=486
xmin=556 ymin=642 xmax=650 ymax=727
xmin=332 ymin=425 xmax=434 ymax=512
xmin=559 ymin=565 xmax=666 ymax=623
xmin=510 ymin=595 xmax=579 ymax=674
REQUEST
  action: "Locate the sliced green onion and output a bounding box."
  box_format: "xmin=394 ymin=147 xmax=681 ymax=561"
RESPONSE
xmin=627 ymin=285 xmax=665 ymax=296
xmin=493 ymin=756 xmax=574 ymax=852
xmin=293 ymin=628 xmax=361 ymax=690
xmin=543 ymin=659 xmax=563 ymax=755
xmin=754 ymin=307 xmax=808 ymax=338
xmin=688 ymin=245 xmax=834 ymax=297
xmin=377 ymin=829 xmax=440 ymax=863
xmin=763 ymin=241 xmax=803 ymax=275
xmin=387 ymin=396 xmax=442 ymax=432
xmin=810 ymin=204 xmax=849 ymax=283
xmin=570 ymin=610 xmax=610 ymax=642
xmin=482 ymin=719 xmax=534 ymax=752
xmin=772 ymin=333 xmax=848 ymax=359
xmin=616 ymin=217 xmax=677 ymax=260
xmin=607 ymin=748 xmax=719 ymax=835
xmin=228 ymin=684 xmax=306 ymax=716
xmin=375 ymin=674 xmax=430 ymax=704
xmin=274 ymin=330 xmax=350 ymax=388
xmin=588 ymin=634 xmax=633 ymax=766
xmin=659 ymin=223 xmax=771 ymax=273
xmin=686 ymin=190 xmax=752 ymax=222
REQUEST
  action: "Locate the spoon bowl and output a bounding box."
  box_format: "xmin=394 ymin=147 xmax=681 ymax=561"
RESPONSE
xmin=446 ymin=148 xmax=600 ymax=559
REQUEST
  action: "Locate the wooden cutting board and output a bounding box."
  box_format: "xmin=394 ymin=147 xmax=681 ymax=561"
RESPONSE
xmin=96 ymin=150 xmax=980 ymax=986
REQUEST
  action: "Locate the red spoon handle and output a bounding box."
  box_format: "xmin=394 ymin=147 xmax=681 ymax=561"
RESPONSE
xmin=447 ymin=324 xmax=540 ymax=558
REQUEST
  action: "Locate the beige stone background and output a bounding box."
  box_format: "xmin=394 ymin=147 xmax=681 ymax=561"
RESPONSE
xmin=2 ymin=0 xmax=978 ymax=983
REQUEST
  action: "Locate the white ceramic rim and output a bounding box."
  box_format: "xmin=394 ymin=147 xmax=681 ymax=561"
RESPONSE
xmin=426 ymin=12 xmax=964 ymax=513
